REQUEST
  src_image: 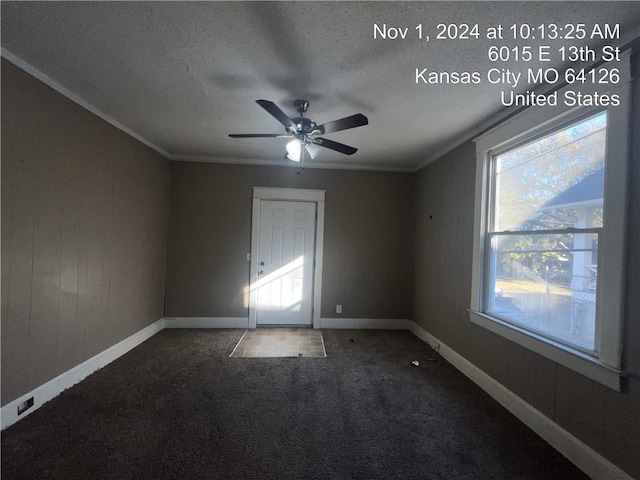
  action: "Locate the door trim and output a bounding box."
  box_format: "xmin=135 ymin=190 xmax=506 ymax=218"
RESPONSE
xmin=249 ymin=187 xmax=326 ymax=329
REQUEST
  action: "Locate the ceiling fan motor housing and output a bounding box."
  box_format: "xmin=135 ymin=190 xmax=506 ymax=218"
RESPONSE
xmin=292 ymin=117 xmax=318 ymax=134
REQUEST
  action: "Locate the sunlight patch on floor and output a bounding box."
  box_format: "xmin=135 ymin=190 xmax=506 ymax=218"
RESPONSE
xmin=230 ymin=328 xmax=326 ymax=358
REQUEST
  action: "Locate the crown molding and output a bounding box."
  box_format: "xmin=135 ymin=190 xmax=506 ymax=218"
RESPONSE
xmin=1 ymin=48 xmax=412 ymax=173
xmin=1 ymin=48 xmax=171 ymax=159
xmin=169 ymin=154 xmax=415 ymax=173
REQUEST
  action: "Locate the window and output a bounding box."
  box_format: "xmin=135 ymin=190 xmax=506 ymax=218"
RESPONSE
xmin=470 ymin=52 xmax=631 ymax=390
xmin=487 ymin=111 xmax=606 ymax=353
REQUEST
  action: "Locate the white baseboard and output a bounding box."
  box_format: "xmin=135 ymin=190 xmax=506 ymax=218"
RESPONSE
xmin=164 ymin=317 xmax=249 ymax=328
xmin=165 ymin=317 xmax=407 ymax=330
xmin=408 ymin=321 xmax=633 ymax=480
xmin=319 ymin=318 xmax=410 ymax=329
xmin=1 ymin=317 xmax=166 ymax=430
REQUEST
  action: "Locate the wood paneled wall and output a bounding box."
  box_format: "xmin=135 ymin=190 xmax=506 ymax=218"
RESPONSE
xmin=1 ymin=59 xmax=171 ymax=405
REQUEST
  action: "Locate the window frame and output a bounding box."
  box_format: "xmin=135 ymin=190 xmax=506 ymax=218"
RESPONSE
xmin=469 ymin=51 xmax=631 ymax=391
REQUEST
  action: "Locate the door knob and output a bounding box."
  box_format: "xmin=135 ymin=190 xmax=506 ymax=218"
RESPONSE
xmin=259 ymin=270 xmax=264 ymax=274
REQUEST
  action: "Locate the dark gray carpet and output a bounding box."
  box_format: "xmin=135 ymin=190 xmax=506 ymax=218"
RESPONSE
xmin=1 ymin=329 xmax=587 ymax=479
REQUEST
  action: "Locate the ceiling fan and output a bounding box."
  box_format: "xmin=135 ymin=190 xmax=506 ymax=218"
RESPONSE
xmin=229 ymin=99 xmax=368 ymax=163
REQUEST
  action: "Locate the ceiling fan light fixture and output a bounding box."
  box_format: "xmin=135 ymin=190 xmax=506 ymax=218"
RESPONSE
xmin=286 ymin=139 xmax=302 ymax=162
xmin=305 ymin=143 xmax=321 ymax=159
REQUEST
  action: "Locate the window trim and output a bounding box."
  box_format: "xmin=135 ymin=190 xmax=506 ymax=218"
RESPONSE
xmin=469 ymin=51 xmax=631 ymax=391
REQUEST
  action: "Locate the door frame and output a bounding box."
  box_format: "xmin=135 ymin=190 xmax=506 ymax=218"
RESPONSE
xmin=249 ymin=187 xmax=326 ymax=329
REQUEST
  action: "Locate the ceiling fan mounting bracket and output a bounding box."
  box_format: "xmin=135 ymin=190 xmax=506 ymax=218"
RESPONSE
xmin=294 ymin=99 xmax=309 ymax=114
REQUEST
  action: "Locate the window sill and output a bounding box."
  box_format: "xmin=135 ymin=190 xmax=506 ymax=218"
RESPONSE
xmin=468 ymin=309 xmax=624 ymax=391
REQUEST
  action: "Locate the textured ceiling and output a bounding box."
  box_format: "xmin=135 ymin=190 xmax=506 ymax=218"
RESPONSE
xmin=2 ymin=2 xmax=640 ymax=171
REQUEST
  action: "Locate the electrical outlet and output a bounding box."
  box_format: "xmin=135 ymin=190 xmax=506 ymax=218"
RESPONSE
xmin=336 ymin=305 xmax=342 ymax=314
xmin=17 ymin=397 xmax=34 ymax=415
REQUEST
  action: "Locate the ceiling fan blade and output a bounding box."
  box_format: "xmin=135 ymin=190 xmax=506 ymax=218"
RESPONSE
xmin=317 ymin=113 xmax=368 ymax=135
xmin=256 ymin=100 xmax=296 ymax=131
xmin=229 ymin=134 xmax=288 ymax=138
xmin=312 ymin=137 xmax=358 ymax=155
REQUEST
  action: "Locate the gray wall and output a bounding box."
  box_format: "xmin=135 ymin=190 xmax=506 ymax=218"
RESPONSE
xmin=412 ymin=51 xmax=640 ymax=478
xmin=1 ymin=59 xmax=172 ymax=406
xmin=166 ymin=162 xmax=414 ymax=320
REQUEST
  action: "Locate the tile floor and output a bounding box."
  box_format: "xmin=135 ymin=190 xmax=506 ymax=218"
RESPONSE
xmin=230 ymin=328 xmax=326 ymax=358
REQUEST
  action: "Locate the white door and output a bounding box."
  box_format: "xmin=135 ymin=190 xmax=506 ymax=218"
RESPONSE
xmin=256 ymin=200 xmax=316 ymax=325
